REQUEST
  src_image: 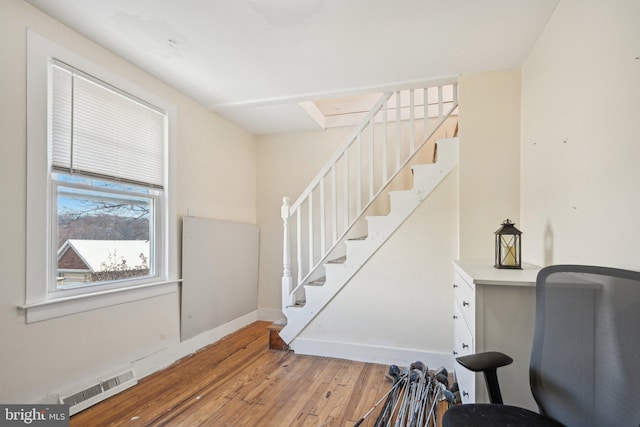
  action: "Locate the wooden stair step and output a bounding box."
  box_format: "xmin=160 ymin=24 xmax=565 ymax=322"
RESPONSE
xmin=267 ymin=323 xmax=289 ymax=351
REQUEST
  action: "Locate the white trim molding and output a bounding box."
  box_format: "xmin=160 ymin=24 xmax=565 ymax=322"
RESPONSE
xmin=291 ymin=337 xmax=455 ymax=372
xmin=20 ymin=280 xmax=181 ymax=323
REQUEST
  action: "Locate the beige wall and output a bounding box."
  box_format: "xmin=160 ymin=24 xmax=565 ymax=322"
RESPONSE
xmin=458 ymin=69 xmax=522 ymax=260
xmin=521 ymin=0 xmax=640 ymax=269
xmin=0 ymin=0 xmax=256 ymax=403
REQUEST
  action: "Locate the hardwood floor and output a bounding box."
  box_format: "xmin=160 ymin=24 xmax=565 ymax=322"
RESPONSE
xmin=71 ymin=321 xmax=450 ymax=426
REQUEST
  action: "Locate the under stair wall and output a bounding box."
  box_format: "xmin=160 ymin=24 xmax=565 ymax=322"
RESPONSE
xmin=280 ymin=134 xmax=459 ymax=343
xmin=292 ymin=164 xmax=458 ymax=368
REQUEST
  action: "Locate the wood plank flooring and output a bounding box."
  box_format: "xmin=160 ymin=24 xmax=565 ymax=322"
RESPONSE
xmin=70 ymin=321 xmax=402 ymax=427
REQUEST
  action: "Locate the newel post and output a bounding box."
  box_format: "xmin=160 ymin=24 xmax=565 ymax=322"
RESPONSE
xmin=281 ymin=197 xmax=293 ymax=318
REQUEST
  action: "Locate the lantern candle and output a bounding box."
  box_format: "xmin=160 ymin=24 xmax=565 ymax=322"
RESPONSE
xmin=503 ymin=244 xmax=516 ymax=266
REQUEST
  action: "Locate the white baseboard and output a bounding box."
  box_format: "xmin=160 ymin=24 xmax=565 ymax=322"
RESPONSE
xmin=291 ymin=337 xmax=455 ymax=372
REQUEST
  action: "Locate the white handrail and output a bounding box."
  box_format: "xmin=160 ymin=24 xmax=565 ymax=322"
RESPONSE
xmin=282 ymin=82 xmax=458 ymax=309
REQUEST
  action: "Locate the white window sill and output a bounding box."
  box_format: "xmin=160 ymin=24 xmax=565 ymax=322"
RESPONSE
xmin=20 ymin=280 xmax=181 ymax=323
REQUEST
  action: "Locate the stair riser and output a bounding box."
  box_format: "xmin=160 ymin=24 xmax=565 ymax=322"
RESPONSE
xmin=324 ymin=264 xmax=348 ymax=283
xmin=365 ymin=216 xmax=403 ymax=239
xmin=345 ymin=240 xmax=377 ymax=265
xmin=389 ymin=191 xmax=421 ymax=215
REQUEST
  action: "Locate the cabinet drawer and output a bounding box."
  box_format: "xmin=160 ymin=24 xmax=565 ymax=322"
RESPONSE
xmin=453 ymin=311 xmax=474 ymax=357
xmin=453 ymin=320 xmax=476 ymax=403
xmin=453 ymin=272 xmax=475 ymax=328
xmin=454 ymin=364 xmax=476 ymax=404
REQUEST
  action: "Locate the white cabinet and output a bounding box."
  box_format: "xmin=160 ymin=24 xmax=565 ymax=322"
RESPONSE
xmin=452 ymin=260 xmax=540 ymax=411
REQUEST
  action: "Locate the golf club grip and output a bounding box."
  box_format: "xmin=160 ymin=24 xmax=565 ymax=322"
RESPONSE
xmin=353 ymin=419 xmax=364 ymax=427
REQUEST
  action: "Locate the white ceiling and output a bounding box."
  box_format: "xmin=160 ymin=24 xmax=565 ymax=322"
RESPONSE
xmin=25 ymin=0 xmax=558 ymax=135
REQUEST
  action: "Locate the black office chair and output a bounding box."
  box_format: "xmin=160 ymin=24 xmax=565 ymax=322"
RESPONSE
xmin=443 ymin=265 xmax=640 ymax=427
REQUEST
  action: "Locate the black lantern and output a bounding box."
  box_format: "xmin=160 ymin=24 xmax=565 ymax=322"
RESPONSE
xmin=494 ymin=219 xmax=522 ymax=269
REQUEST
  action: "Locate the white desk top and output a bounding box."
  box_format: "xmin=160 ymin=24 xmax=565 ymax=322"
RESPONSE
xmin=452 ymin=259 xmax=541 ymax=287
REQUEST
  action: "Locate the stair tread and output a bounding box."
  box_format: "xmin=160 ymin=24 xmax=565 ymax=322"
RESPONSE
xmin=308 ymin=276 xmax=326 ymax=286
xmin=327 ymin=256 xmax=346 ymax=264
xmin=348 ymin=236 xmax=367 ymax=241
xmin=286 ymin=304 xmax=305 ymax=310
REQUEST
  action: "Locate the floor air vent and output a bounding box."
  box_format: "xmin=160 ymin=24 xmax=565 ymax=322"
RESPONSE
xmin=59 ymin=368 xmax=137 ymax=415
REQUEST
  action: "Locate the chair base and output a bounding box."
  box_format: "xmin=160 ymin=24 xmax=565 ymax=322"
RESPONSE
xmin=443 ymin=404 xmax=565 ymax=427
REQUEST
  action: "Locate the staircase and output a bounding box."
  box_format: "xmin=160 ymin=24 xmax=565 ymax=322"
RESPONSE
xmin=279 ymin=81 xmax=459 ymax=344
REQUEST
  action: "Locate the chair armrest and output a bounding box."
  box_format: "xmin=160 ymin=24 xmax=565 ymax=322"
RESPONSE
xmin=456 ymin=351 xmax=513 ymax=372
xmin=455 ymin=351 xmax=513 ymax=404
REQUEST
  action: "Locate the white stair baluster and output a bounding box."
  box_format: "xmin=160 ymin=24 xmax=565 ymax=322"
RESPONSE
xmin=369 ymin=118 xmax=374 ymax=201
xmin=410 ymin=89 xmax=415 ymax=153
xmin=296 ymin=208 xmax=302 ymax=284
xmin=382 ymin=100 xmax=388 ymax=182
xmin=331 ymin=164 xmax=337 ymax=244
xmin=281 ymin=197 xmax=293 ymax=310
xmin=308 ymin=192 xmax=313 ymax=272
xmin=424 ymin=88 xmax=429 ymax=138
xmin=343 ymin=149 xmax=349 ymax=233
xmin=319 ymin=179 xmax=326 ymax=255
xmin=395 ymin=91 xmax=401 ymax=173
xmin=356 ymin=134 xmax=362 ymax=213
xmin=438 ymin=85 xmax=443 ymax=120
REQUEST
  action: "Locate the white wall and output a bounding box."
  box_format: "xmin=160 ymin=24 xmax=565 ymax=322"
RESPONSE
xmin=458 ymin=69 xmax=522 ymax=260
xmin=521 ymin=0 xmax=640 ymax=269
xmin=0 ymin=0 xmax=256 ymax=403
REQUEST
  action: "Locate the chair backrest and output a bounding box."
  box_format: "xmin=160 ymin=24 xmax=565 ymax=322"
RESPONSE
xmin=530 ymin=265 xmax=640 ymax=427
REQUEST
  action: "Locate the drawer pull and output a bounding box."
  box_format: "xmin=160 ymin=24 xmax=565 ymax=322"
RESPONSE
xmin=453 ymin=315 xmax=458 ymax=320
xmin=463 ymin=391 xmax=469 ymax=397
xmin=462 ymin=343 xmax=469 ymax=349
xmin=453 ymin=283 xmax=458 ymax=288
xmin=462 ymin=301 xmax=470 ymax=307
xmin=453 ymin=351 xmax=458 ymax=355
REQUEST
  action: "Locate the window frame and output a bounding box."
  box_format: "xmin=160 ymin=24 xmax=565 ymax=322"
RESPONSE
xmin=24 ymin=29 xmax=179 ymax=323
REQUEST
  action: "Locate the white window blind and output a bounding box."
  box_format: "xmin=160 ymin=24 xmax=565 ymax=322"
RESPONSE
xmin=50 ymin=61 xmax=166 ymax=188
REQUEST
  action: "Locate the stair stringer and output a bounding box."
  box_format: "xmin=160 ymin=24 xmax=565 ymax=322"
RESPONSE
xmin=279 ymin=138 xmax=458 ymax=344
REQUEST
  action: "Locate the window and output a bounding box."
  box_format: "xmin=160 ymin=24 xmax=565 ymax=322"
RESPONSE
xmin=25 ymin=30 xmax=177 ymax=322
xmin=49 ymin=61 xmax=165 ymax=294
